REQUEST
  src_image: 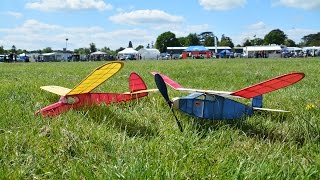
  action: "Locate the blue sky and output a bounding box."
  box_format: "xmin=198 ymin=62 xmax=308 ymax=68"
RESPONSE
xmin=0 ymin=0 xmax=319 ymax=51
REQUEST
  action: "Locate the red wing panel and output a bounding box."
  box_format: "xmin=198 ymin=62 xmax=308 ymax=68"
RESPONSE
xmin=129 ymin=72 xmax=147 ymax=92
xmin=150 ymin=72 xmax=183 ymax=89
xmin=231 ymin=72 xmax=305 ymax=98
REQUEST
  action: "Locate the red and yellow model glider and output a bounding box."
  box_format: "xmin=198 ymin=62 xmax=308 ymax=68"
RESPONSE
xmin=36 ymin=62 xmax=156 ymax=117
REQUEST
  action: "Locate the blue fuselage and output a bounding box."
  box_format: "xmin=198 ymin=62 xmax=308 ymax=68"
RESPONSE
xmin=176 ymin=93 xmax=253 ymax=120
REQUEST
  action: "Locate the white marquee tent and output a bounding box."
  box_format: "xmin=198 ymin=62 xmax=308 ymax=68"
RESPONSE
xmin=118 ymin=48 xmax=138 ymax=56
xmin=138 ymin=48 xmax=160 ymax=60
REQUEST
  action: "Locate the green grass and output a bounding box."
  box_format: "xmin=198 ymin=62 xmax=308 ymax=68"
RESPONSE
xmin=1 ymin=58 xmax=320 ymax=179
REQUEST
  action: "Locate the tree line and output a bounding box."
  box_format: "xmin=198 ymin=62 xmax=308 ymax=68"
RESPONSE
xmin=155 ymin=30 xmax=320 ymax=53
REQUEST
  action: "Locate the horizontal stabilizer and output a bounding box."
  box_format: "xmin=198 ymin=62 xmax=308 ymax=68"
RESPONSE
xmin=253 ymin=107 xmax=290 ymax=113
xmin=40 ymin=86 xmax=71 ymax=96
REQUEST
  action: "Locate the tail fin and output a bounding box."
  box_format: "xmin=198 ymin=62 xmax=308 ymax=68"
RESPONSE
xmin=251 ymin=95 xmax=263 ymax=108
xmin=129 ymin=72 xmax=147 ymax=93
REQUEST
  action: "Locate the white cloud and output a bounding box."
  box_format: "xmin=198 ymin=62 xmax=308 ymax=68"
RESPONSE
xmin=273 ymin=0 xmax=320 ymax=10
xmin=0 ymin=19 xmax=155 ymax=50
xmin=109 ymin=9 xmax=184 ymax=25
xmin=286 ymin=28 xmax=319 ymax=42
xmin=25 ymin=0 xmax=113 ymax=11
xmin=6 ymin=11 xmax=23 ymax=18
xmin=199 ymin=0 xmax=247 ymax=11
xmin=248 ymin=21 xmax=267 ymax=30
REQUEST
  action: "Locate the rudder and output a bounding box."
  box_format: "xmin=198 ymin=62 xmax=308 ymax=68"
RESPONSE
xmin=129 ymin=72 xmax=147 ymax=93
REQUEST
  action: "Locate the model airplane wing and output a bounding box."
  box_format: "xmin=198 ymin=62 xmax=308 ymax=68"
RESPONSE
xmin=230 ymin=72 xmax=305 ymax=99
xmin=66 ymin=62 xmax=124 ymax=95
xmin=40 ymin=86 xmax=72 ymax=96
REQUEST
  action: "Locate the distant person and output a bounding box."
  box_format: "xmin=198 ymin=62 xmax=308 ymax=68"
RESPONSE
xmin=8 ymin=53 xmax=13 ymax=62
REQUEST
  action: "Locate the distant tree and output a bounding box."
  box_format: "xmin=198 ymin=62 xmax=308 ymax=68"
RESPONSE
xmin=219 ymin=34 xmax=234 ymax=48
xmin=284 ymin=39 xmax=296 ymax=47
xmin=203 ymin=36 xmax=215 ymax=46
xmin=11 ymin=45 xmax=16 ymax=53
xmin=264 ymin=29 xmax=287 ymax=45
xmin=252 ymin=38 xmax=264 ymax=45
xmin=135 ymin=45 xmax=144 ymax=51
xmin=177 ymin=37 xmax=187 ymax=46
xmin=243 ymin=39 xmax=252 ymax=46
xmin=185 ymin=33 xmax=200 ymax=46
xmin=0 ymin=46 xmax=4 ymax=54
xmin=101 ymin=46 xmax=116 ymax=56
xmin=155 ymin=31 xmax=180 ymax=53
xmin=16 ymin=49 xmax=26 ymax=55
xmin=297 ymin=41 xmax=306 ymax=48
xmin=89 ymin=43 xmax=97 ymax=53
xmin=74 ymin=47 xmax=90 ymax=55
xmin=301 ymin=32 xmax=320 ymax=46
xmin=198 ymin=32 xmax=214 ymax=44
xmin=128 ymin=41 xmax=133 ymax=48
xmin=115 ymin=47 xmax=125 ymax=53
xmin=42 ymin=47 xmax=53 ymax=53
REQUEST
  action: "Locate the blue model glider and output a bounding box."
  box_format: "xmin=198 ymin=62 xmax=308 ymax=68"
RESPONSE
xmin=152 ymin=72 xmax=305 ymax=131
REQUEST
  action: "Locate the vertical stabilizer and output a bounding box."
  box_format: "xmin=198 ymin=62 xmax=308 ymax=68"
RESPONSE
xmin=129 ymin=72 xmax=147 ymax=92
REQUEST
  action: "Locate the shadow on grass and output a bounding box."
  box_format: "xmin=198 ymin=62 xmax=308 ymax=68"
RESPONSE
xmin=80 ymin=104 xmax=158 ymax=139
xmin=41 ymin=95 xmax=158 ymax=138
xmin=190 ymin=113 xmax=306 ymax=146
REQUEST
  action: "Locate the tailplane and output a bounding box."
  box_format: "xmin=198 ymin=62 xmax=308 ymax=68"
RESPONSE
xmin=252 ymin=95 xmax=289 ymax=113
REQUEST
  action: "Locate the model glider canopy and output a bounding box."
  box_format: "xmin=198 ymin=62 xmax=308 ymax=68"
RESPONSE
xmin=67 ymin=62 xmax=123 ymax=95
xmin=231 ymin=72 xmax=305 ymax=98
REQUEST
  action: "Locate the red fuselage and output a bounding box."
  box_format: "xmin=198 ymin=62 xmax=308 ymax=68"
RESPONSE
xmin=36 ymin=92 xmax=148 ymax=117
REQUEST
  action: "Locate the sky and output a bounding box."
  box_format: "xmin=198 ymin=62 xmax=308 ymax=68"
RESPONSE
xmin=0 ymin=0 xmax=319 ymax=51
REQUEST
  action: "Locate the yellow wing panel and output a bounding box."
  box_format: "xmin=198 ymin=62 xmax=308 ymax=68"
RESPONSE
xmin=66 ymin=62 xmax=124 ymax=95
xmin=40 ymin=86 xmax=72 ymax=96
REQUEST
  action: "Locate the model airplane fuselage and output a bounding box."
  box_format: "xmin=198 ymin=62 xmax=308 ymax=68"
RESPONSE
xmin=172 ymin=93 xmax=256 ymax=120
xmin=37 ymin=62 xmax=156 ymax=117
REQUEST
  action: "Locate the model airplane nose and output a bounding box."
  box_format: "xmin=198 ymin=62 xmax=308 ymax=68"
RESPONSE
xmin=172 ymin=97 xmax=179 ymax=109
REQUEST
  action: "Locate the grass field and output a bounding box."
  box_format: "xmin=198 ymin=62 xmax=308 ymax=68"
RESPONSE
xmin=0 ymin=58 xmax=320 ymax=179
